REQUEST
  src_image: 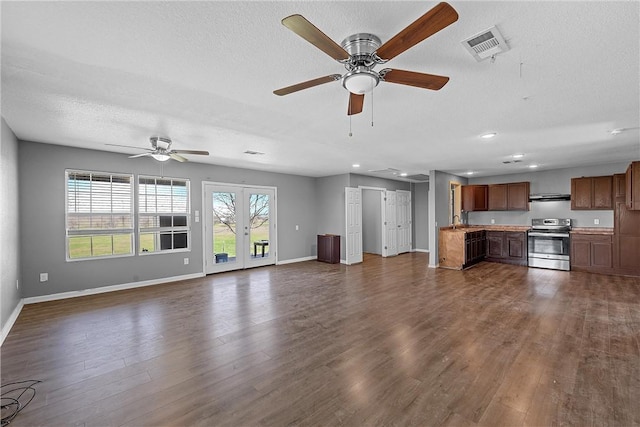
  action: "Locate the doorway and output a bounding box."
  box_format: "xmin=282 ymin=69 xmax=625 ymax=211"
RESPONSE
xmin=450 ymin=182 xmax=462 ymax=226
xmin=203 ymin=183 xmax=276 ymax=274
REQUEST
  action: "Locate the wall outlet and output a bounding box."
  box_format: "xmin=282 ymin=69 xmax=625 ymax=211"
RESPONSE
xmin=491 ymin=218 xmax=495 ymax=224
xmin=39 ymin=273 xmax=48 ymax=282
xmin=184 ymin=257 xmax=189 ymax=265
xmin=594 ymin=218 xmax=600 ymax=225
xmin=295 ymin=225 xmax=299 ymax=231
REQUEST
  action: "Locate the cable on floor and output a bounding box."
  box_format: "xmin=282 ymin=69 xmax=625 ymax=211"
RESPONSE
xmin=1 ymin=380 xmax=42 ymax=426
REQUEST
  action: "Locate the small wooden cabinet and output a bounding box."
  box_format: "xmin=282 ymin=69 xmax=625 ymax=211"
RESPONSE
xmin=485 ymin=231 xmax=527 ymax=266
xmin=461 ymin=185 xmax=488 ymax=212
xmin=571 ymin=233 xmax=613 ymax=272
xmin=488 ymin=184 xmax=508 ymax=211
xmin=571 ymin=175 xmax=613 ymax=210
xmin=317 ymin=234 xmax=340 ymax=264
xmin=626 ymin=161 xmax=640 ymax=210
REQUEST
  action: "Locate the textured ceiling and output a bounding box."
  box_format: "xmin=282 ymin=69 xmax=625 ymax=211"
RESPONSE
xmin=2 ymin=1 xmax=639 ymax=178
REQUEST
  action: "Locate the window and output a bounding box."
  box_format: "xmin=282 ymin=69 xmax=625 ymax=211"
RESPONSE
xmin=66 ymin=170 xmax=134 ymax=260
xmin=138 ymin=176 xmax=190 ymax=253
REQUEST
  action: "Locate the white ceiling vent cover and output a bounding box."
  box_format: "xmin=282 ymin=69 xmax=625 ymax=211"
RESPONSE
xmin=461 ymin=26 xmax=510 ymax=61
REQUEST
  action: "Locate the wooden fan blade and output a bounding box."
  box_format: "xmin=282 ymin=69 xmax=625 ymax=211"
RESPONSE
xmin=282 ymin=14 xmax=350 ymax=61
xmin=375 ymin=2 xmax=458 ymax=61
xmin=170 ymin=153 xmax=188 ymax=162
xmin=128 ymin=153 xmax=151 ymax=159
xmin=274 ymin=74 xmax=341 ymax=96
xmin=348 ymin=93 xmax=365 ymax=116
xmin=172 ymin=150 xmax=210 ymax=156
xmin=381 ymin=69 xmax=449 ymax=90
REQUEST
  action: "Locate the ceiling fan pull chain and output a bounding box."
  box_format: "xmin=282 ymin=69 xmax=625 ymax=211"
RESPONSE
xmin=349 ymin=115 xmax=353 ymax=137
xmin=371 ymin=90 xmax=374 ymax=127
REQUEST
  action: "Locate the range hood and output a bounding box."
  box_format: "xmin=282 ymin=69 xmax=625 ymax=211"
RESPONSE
xmin=529 ymin=193 xmax=571 ymax=202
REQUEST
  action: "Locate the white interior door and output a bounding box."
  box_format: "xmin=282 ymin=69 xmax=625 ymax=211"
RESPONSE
xmin=204 ymin=183 xmax=276 ymax=274
xmin=345 ymin=187 xmax=363 ymax=264
xmin=396 ymin=190 xmax=412 ymax=254
xmin=382 ymin=190 xmax=398 ymax=257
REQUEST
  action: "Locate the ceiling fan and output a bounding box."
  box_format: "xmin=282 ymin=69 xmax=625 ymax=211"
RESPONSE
xmin=273 ymin=2 xmax=459 ymax=115
xmin=107 ymin=136 xmax=209 ymax=162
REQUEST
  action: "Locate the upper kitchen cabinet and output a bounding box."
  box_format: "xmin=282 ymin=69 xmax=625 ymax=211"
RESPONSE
xmin=461 ymin=185 xmax=488 ymax=212
xmin=571 ymin=175 xmax=613 ymax=210
xmin=507 ymin=182 xmax=530 ymax=210
xmin=487 ymin=182 xmax=530 ymax=211
xmin=626 ymin=161 xmax=640 ymax=210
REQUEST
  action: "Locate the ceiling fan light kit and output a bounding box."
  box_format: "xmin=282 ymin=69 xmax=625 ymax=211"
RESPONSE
xmin=274 ymin=2 xmax=459 ymax=115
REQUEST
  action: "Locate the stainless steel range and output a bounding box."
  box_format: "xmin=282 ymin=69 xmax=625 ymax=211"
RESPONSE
xmin=528 ymin=218 xmax=571 ymax=271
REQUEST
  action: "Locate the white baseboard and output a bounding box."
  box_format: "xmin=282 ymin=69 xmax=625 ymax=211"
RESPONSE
xmin=277 ymin=256 xmax=317 ymax=265
xmin=1 ymin=299 xmax=24 ymax=347
xmin=22 ymin=272 xmax=205 ymax=305
xmin=414 ymin=249 xmax=430 ymax=253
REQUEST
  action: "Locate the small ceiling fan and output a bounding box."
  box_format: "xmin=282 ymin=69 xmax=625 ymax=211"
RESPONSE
xmin=274 ymin=2 xmax=459 ymax=115
xmin=107 ymin=136 xmax=209 ymax=162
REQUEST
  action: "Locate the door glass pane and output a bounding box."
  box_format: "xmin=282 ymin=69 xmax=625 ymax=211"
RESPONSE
xmin=248 ymin=193 xmax=270 ymax=259
xmin=212 ymin=192 xmax=237 ymax=264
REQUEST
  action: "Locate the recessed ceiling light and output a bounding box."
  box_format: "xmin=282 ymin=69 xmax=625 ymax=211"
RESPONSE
xmin=466 ymin=171 xmax=474 ymax=175
xmin=480 ymin=132 xmax=497 ymax=139
xmin=352 ymin=164 xmax=360 ymax=168
xmin=529 ymin=164 xmax=539 ymax=168
xmin=512 ymin=153 xmax=525 ymax=159
xmin=400 ymin=173 xmax=408 ymax=177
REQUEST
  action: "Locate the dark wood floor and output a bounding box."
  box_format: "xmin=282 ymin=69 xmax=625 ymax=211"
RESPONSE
xmin=2 ymin=253 xmax=639 ymax=426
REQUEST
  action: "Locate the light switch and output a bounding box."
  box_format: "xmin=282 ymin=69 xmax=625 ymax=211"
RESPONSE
xmin=594 ymin=218 xmax=600 ymax=225
xmin=39 ymin=273 xmax=48 ymax=282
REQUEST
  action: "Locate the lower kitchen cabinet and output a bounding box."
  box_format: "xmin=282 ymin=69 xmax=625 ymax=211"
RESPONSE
xmin=464 ymin=230 xmax=486 ymax=268
xmin=571 ymin=233 xmax=612 ymax=273
xmin=485 ymin=231 xmax=527 ymax=266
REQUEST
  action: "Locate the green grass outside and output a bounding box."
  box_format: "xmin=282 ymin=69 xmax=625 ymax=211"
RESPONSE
xmin=68 ymin=222 xmax=270 ymax=259
xmin=68 ymin=234 xmax=132 ymax=259
xmin=213 ymin=222 xmax=269 ymax=258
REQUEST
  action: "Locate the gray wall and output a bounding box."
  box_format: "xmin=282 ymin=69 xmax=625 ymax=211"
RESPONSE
xmin=413 ymin=181 xmax=429 ymax=251
xmin=1 ymin=119 xmax=22 ymax=330
xmin=315 ymin=174 xmax=350 ymax=258
xmin=19 ymin=141 xmax=318 ymax=298
xmin=362 ymin=189 xmax=382 ymax=254
xmin=467 ymin=162 xmax=629 ymax=228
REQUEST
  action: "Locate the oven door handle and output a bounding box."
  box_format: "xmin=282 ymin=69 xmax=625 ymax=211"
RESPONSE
xmin=528 ymin=232 xmax=570 ymax=238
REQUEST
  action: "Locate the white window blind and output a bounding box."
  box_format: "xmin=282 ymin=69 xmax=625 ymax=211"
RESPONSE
xmin=66 ymin=170 xmax=134 ymax=260
xmin=138 ymin=176 xmax=190 ymax=253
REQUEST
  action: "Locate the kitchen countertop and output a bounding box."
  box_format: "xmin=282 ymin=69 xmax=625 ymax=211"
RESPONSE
xmin=570 ymin=227 xmax=614 ymax=235
xmin=440 ymin=225 xmax=531 ymax=233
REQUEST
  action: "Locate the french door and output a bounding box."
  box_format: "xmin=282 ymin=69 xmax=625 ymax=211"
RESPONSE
xmin=203 ymin=183 xmax=276 ymax=274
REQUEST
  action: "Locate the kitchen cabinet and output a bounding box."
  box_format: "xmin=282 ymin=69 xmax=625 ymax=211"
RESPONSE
xmin=486 ymin=182 xmax=530 ymax=211
xmin=507 ymin=182 xmax=530 ymax=210
xmin=488 ymin=184 xmax=507 ymax=210
xmin=464 ymin=230 xmax=486 ymax=267
xmin=613 ymin=173 xmax=640 ymax=276
xmin=571 ymin=175 xmax=613 ymax=210
xmin=317 ymin=234 xmax=340 ymax=264
xmin=571 ymin=234 xmax=612 ymax=272
xmin=461 ymin=185 xmax=488 ymax=212
xmin=626 ymin=161 xmax=640 ymax=210
xmin=485 ymin=231 xmax=527 ymax=266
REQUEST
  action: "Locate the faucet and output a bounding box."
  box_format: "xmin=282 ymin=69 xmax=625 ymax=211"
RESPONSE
xmin=452 ymin=214 xmax=460 ymax=229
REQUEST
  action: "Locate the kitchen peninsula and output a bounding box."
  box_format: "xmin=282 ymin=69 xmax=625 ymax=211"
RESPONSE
xmin=439 ymin=225 xmax=529 ymax=270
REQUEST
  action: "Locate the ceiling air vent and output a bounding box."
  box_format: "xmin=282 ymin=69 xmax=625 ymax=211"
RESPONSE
xmin=461 ymin=25 xmax=509 ymax=62
xmin=368 ymin=168 xmax=401 ymax=174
